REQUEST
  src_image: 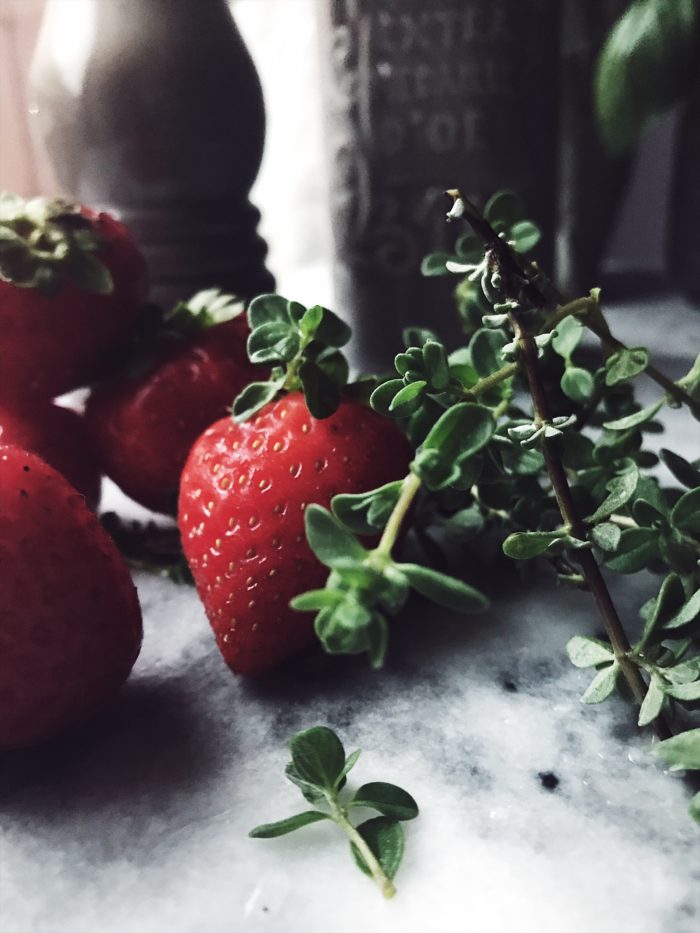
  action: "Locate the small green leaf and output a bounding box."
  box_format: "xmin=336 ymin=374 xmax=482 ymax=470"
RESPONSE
xmin=290 ymin=726 xmax=346 ymax=791
xmin=455 ymin=233 xmax=482 ymax=261
xmin=232 ymin=380 xmax=281 ymax=422
xmin=422 ymin=340 xmax=450 ymax=391
xmin=370 ymin=379 xmax=405 ymax=416
xmin=654 ymin=727 xmax=700 ymax=771
xmin=350 ymin=817 xmax=405 ymax=881
xmin=248 ymin=293 xmax=292 ymax=329
xmin=666 ymin=681 xmax=700 ymax=702
xmin=331 ymin=481 xmax=403 ymax=536
xmin=468 ymin=328 xmax=508 ymax=378
xmin=298 ymin=360 xmax=342 ymax=419
xmin=314 ymin=307 xmax=352 ymax=348
xmin=503 ymin=530 xmax=568 ymax=560
xmin=605 ymin=527 xmax=659 ymax=573
xmin=350 ymin=783 xmax=419 ymax=821
xmin=290 ymin=589 xmax=345 ymax=612
xmin=638 ymin=674 xmax=666 ymax=726
xmin=249 ymin=810 xmax=330 ymax=838
xmin=561 ymin=367 xmax=594 ymax=403
xmin=421 ymin=252 xmax=453 ymax=277
xmin=510 ymin=219 xmax=541 ymax=253
xmin=604 ymin=347 xmax=649 ymax=386
xmin=567 ymin=636 xmax=614 ymax=668
xmin=484 ymin=190 xmax=526 ymax=227
xmin=389 ymin=380 xmax=427 ymax=415
xmin=305 ymin=505 xmax=368 ymax=569
xmin=670 ymin=487 xmax=700 ymax=533
xmin=582 ymin=662 xmax=619 ymax=704
xmin=247 ymin=321 xmax=300 ymax=364
xmin=419 ymin=402 xmax=495 ymax=463
xmin=338 ymin=749 xmax=362 ymax=784
xmin=551 ymin=316 xmax=583 ymax=359
xmin=660 ymin=449 xmax=700 ymax=489
xmin=300 ymin=303 xmax=323 ymax=337
xmin=665 ymin=588 xmax=700 ymax=631
xmin=602 ymin=397 xmax=665 ymax=431
xmin=285 ymin=763 xmax=326 ymax=803
xmin=590 ymin=522 xmax=622 ymax=552
xmin=586 ymin=466 xmax=639 ymax=522
xmin=398 ymin=562 xmax=489 ymax=612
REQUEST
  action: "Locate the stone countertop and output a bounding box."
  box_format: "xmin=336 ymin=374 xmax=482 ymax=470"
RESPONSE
xmin=2 ymin=303 xmax=699 ymax=933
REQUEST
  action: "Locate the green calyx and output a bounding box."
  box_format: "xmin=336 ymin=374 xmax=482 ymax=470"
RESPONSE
xmin=232 ymin=294 xmax=352 ymax=421
xmin=0 ymin=192 xmax=113 ymax=295
xmin=160 ymin=288 xmax=245 ymax=339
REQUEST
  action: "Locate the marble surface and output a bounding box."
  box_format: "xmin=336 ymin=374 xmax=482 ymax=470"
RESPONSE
xmin=3 ymin=339 xmax=700 ymax=933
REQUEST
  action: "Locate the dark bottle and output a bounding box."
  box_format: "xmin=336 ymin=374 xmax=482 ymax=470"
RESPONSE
xmin=318 ymin=0 xmax=561 ymax=371
xmin=29 ymin=0 xmax=273 ymax=307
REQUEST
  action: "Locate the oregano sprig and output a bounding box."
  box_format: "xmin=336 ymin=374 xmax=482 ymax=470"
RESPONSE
xmin=249 ymin=726 xmax=418 ymax=897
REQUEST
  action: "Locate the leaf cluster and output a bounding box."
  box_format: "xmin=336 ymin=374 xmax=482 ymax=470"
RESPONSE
xmin=233 ymin=294 xmax=351 ymax=421
xmin=249 ymin=726 xmax=418 ymax=894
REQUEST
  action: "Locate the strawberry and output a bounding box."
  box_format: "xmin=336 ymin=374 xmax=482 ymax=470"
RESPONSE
xmin=178 ymin=391 xmax=412 ymax=675
xmin=0 ymin=193 xmax=148 ymax=398
xmin=85 ymin=290 xmax=259 ymax=514
xmin=0 ymin=399 xmax=101 ymax=509
xmin=0 ymin=446 xmax=142 ymax=750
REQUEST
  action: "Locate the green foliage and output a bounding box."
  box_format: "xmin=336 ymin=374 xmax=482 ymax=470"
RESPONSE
xmin=595 ymin=0 xmax=700 ymax=155
xmin=233 ymin=294 xmax=352 ymax=420
xmin=249 ymin=726 xmax=417 ymax=896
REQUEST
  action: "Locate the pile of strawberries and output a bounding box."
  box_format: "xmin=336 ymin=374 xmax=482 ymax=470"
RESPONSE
xmin=0 ymin=194 xmax=410 ymax=750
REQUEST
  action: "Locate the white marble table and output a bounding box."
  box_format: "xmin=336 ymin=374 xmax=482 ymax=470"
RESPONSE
xmin=2 ymin=301 xmax=699 ymax=933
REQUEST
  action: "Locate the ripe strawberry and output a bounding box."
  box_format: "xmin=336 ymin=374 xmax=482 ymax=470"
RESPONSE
xmin=0 ymin=399 xmax=101 ymax=509
xmin=178 ymin=392 xmax=412 ymax=675
xmin=85 ymin=290 xmax=259 ymax=514
xmin=0 ymin=193 xmax=148 ymax=398
xmin=0 ymin=446 xmax=142 ymax=750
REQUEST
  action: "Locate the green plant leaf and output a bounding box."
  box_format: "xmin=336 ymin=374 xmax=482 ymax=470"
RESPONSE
xmin=413 ymin=402 xmax=495 ymax=491
xmin=604 ymin=347 xmax=649 ymax=386
xmin=586 ymin=466 xmax=639 ymax=522
xmin=314 ymin=307 xmax=352 ymax=348
xmin=582 ymin=662 xmax=619 ymax=704
xmin=289 ymin=726 xmax=347 ymax=791
xmin=484 ymin=190 xmax=526 ymax=227
xmin=249 ymin=811 xmax=331 ymax=838
xmin=350 ymin=817 xmax=405 ymax=881
xmin=670 ymin=487 xmax=700 ymax=533
xmin=247 ymin=321 xmax=300 ymax=364
xmin=290 ymin=589 xmax=345 ymax=612
xmin=232 ymin=380 xmax=281 ymax=422
xmin=690 ymin=792 xmax=700 ymax=824
xmin=666 ymin=681 xmax=700 ymax=702
xmin=605 ymin=527 xmax=659 ymax=573
xmin=285 ymin=763 xmax=326 ymax=803
xmin=551 ymin=315 xmax=583 ymax=359
xmin=654 ymin=727 xmax=700 ymax=771
xmin=421 ymin=252 xmax=453 ymax=277
xmin=664 ymin=588 xmax=700 ymax=631
xmin=338 ymin=749 xmax=362 ymax=784
xmin=561 ymin=367 xmax=594 ymax=403
xmin=590 ymin=522 xmax=622 ymax=552
xmin=660 ymin=449 xmax=700 ymax=489
xmin=304 ymin=505 xmax=368 ymax=569
xmin=350 ymin=783 xmax=419 ymax=821
xmin=595 ymin=0 xmax=700 ymax=155
xmin=510 ymin=219 xmax=541 ymax=253
xmin=468 ymin=328 xmax=508 ymax=378
xmin=567 ymin=636 xmax=614 ymax=668
xmin=503 ymin=530 xmax=569 ymax=560
xmin=331 ymin=481 xmax=404 ymax=536
xmin=389 ymin=380 xmax=427 ymax=416
xmin=248 ymin=293 xmax=292 ymax=329
xmin=298 ymin=360 xmax=342 ymax=419
xmin=602 ymin=397 xmax=665 ymax=431
xmin=397 ymin=562 xmax=488 ymax=612
xmin=638 ymin=673 xmax=666 ymax=726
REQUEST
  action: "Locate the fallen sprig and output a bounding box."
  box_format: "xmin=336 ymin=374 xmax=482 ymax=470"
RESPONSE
xmin=249 ymin=726 xmax=418 ymax=897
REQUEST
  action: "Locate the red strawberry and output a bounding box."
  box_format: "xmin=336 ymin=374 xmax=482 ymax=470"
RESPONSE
xmin=0 ymin=194 xmax=148 ymax=398
xmin=178 ymin=392 xmax=412 ymax=675
xmin=0 ymin=446 xmax=142 ymax=750
xmin=85 ymin=291 xmax=259 ymax=514
xmin=0 ymin=399 xmax=101 ymax=509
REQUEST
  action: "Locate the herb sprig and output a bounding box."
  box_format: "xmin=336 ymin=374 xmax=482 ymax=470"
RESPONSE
xmin=249 ymin=726 xmax=418 ymax=898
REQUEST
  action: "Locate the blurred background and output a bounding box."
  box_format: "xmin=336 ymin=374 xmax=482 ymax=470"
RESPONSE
xmin=0 ymin=0 xmax=694 ymax=352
